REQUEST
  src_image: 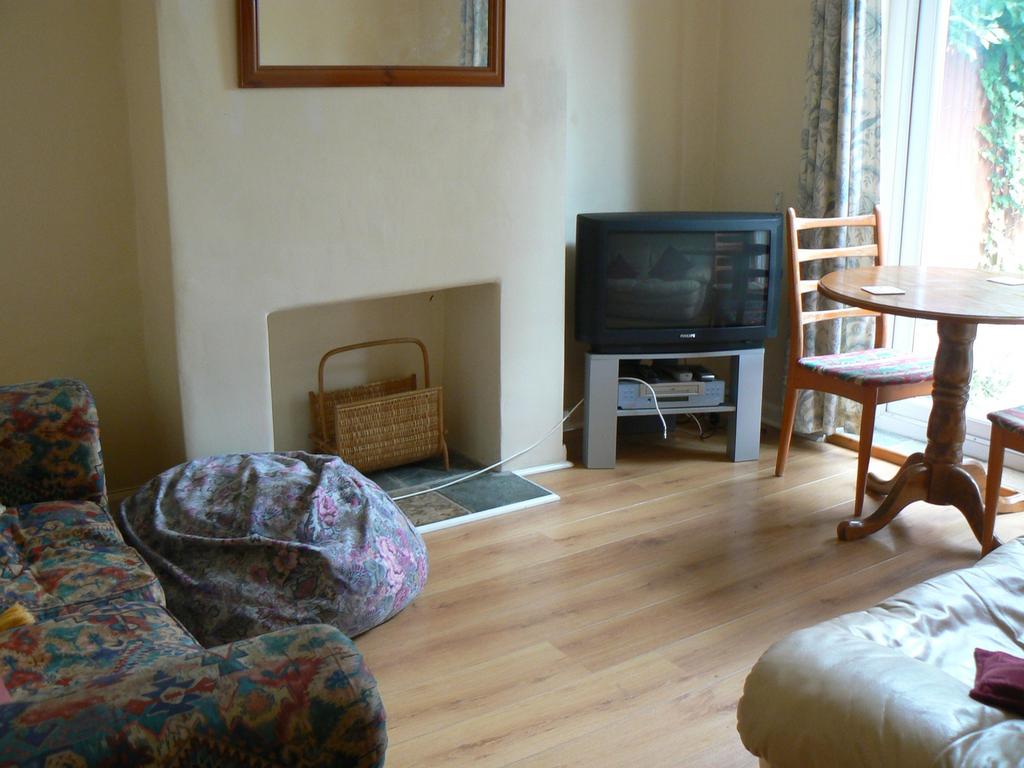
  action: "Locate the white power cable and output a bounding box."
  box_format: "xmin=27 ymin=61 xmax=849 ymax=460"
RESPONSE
xmin=617 ymin=377 xmax=668 ymax=439
xmin=391 ymin=375 xmax=678 ymax=503
xmin=391 ymin=399 xmax=584 ymax=501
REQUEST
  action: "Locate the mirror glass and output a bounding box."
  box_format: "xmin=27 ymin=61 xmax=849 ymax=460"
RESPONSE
xmin=258 ymin=0 xmax=490 ymax=68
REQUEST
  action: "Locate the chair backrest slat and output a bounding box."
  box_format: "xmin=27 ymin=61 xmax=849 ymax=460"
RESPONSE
xmin=802 ymin=307 xmax=878 ymax=325
xmin=792 ymin=213 xmax=877 ymax=231
xmin=796 ymin=243 xmax=878 ymax=263
xmin=785 ymin=205 xmax=887 ymax=361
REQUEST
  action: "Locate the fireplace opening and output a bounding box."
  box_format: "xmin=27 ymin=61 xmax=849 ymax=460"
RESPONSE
xmin=268 ymin=282 xmax=500 ymax=467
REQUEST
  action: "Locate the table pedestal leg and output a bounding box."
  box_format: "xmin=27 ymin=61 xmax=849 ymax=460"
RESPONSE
xmin=865 ymin=453 xmax=925 ymax=497
xmin=838 ymin=461 xmax=929 ymax=540
xmin=838 ymin=321 xmax=993 ymax=551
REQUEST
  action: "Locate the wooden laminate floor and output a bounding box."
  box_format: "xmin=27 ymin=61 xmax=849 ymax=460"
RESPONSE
xmin=357 ymin=430 xmax=1024 ymax=767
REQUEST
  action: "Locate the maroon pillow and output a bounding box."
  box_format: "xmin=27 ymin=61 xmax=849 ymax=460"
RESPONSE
xmin=970 ymin=648 xmax=1024 ymax=714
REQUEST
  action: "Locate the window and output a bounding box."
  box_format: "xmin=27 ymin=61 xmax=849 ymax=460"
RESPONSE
xmin=881 ymin=0 xmax=1024 ymax=469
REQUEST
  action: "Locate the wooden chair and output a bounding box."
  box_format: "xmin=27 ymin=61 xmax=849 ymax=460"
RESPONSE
xmin=775 ymin=206 xmax=935 ymax=516
xmin=982 ymin=407 xmax=1024 ymax=554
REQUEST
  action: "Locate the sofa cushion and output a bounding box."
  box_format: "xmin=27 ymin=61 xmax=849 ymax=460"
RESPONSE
xmin=2 ymin=499 xmax=124 ymax=577
xmin=0 ymin=599 xmax=199 ymax=700
xmin=12 ymin=498 xmax=125 ymax=551
xmin=0 ymin=379 xmax=105 ymax=508
xmin=1 ymin=500 xmax=164 ymax=621
xmin=1 ymin=547 xmax=165 ymax=623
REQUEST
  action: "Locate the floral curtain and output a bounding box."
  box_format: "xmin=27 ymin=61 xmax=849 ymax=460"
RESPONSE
xmin=794 ymin=0 xmax=883 ymax=436
xmin=461 ymin=0 xmax=489 ymax=67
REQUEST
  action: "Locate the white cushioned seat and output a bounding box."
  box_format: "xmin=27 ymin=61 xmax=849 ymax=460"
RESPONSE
xmin=737 ymin=538 xmax=1024 ymax=767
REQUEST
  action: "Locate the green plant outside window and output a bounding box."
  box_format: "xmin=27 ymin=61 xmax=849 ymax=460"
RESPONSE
xmin=948 ymin=0 xmax=1024 ymax=272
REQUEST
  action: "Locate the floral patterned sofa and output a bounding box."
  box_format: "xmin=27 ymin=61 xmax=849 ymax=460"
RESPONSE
xmin=0 ymin=379 xmax=387 ymax=767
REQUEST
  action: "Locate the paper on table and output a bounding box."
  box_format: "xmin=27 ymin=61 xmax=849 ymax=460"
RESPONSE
xmin=988 ymin=276 xmax=1024 ymax=286
xmin=861 ymin=285 xmax=906 ymax=295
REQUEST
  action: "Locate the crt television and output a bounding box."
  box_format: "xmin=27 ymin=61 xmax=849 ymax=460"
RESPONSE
xmin=574 ymin=211 xmax=783 ymax=351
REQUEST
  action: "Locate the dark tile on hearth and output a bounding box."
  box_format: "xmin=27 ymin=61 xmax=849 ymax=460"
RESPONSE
xmin=439 ymin=472 xmax=551 ymax=513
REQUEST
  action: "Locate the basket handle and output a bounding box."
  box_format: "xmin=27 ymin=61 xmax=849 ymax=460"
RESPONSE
xmin=315 ymin=337 xmax=432 ymax=443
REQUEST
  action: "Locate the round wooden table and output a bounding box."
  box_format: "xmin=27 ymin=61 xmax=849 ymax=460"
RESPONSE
xmin=818 ymin=265 xmax=1024 ymax=548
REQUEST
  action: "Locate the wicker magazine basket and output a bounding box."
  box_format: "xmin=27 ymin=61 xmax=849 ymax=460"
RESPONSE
xmin=309 ymin=338 xmax=450 ymax=474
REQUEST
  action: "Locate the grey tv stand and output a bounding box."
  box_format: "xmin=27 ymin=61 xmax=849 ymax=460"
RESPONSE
xmin=582 ymin=347 xmax=765 ymax=468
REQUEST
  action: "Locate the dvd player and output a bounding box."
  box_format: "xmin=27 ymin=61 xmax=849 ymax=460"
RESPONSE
xmin=618 ymin=379 xmax=726 ymax=410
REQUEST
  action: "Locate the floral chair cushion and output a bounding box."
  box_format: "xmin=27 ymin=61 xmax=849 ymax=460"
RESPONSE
xmin=118 ymin=452 xmax=428 ymax=646
xmin=990 ymin=406 xmax=1024 ymax=437
xmin=798 ymin=347 xmax=934 ymax=387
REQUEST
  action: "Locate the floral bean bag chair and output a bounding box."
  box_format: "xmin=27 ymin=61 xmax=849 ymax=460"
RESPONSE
xmin=117 ymin=451 xmax=427 ymax=646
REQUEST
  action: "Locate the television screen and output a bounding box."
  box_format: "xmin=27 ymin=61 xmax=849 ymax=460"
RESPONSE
xmin=575 ymin=212 xmax=782 ymax=351
xmin=604 ymin=230 xmax=770 ymax=330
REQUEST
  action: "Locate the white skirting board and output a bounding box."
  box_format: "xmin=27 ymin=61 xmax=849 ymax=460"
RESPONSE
xmin=514 ymin=460 xmax=573 ymax=477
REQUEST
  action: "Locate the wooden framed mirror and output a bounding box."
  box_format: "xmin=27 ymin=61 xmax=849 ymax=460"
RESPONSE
xmin=237 ymin=0 xmax=505 ymax=87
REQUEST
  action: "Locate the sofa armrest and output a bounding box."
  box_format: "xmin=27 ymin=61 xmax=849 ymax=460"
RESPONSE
xmin=740 ymin=628 xmax=1020 ymax=767
xmin=737 ymin=626 xmax=974 ymax=767
xmin=738 ymin=540 xmax=1024 ymax=767
xmin=0 ymin=379 xmax=106 ymax=508
xmin=0 ymin=624 xmax=386 ymax=768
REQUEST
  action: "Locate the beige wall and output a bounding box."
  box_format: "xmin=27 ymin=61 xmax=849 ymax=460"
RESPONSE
xmin=442 ymin=283 xmax=501 ymax=463
xmin=712 ymin=0 xmax=810 ymax=422
xmin=4 ymin=0 xmax=812 ymax=482
xmin=119 ymin=0 xmax=186 ymax=475
xmin=563 ymin=0 xmax=722 ymax=409
xmin=1 ymin=0 xmax=163 ymax=490
xmin=152 ymin=0 xmax=566 ymax=469
xmin=563 ymin=0 xmax=811 ymax=421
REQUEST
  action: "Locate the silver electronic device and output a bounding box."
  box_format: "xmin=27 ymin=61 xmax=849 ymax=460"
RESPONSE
xmin=618 ymin=378 xmax=726 ymax=410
